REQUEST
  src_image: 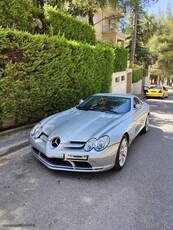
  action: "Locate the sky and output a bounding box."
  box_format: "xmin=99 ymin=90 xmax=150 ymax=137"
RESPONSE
xmin=147 ymin=0 xmax=173 ymax=15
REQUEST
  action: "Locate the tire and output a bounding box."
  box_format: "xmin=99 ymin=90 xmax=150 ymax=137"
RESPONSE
xmin=141 ymin=115 xmax=150 ymax=134
xmin=114 ymin=135 xmax=128 ymax=171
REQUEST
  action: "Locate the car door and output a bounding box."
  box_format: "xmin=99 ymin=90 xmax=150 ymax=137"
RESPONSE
xmin=130 ymin=97 xmax=146 ymax=140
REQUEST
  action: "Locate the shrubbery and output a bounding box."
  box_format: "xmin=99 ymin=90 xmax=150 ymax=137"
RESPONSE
xmin=132 ymin=66 xmax=144 ymax=83
xmin=0 ymin=29 xmax=113 ymax=125
xmin=114 ymin=46 xmax=128 ymax=72
xmin=0 ymin=0 xmax=35 ymax=33
xmin=45 ymin=7 xmax=96 ymax=44
xmin=96 ymin=40 xmax=128 ymax=72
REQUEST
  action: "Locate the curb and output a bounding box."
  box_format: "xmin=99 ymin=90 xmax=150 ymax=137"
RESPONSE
xmin=0 ymin=141 xmax=30 ymax=157
xmin=0 ymin=123 xmax=34 ymax=136
xmin=0 ymin=124 xmax=34 ymax=158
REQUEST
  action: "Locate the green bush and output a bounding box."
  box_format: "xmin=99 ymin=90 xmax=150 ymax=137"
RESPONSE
xmin=0 ymin=0 xmax=35 ymax=33
xmin=96 ymin=40 xmax=128 ymax=72
xmin=132 ymin=66 xmax=143 ymax=83
xmin=114 ymin=46 xmax=128 ymax=72
xmin=0 ymin=29 xmax=113 ymax=124
xmin=44 ymin=7 xmax=96 ymax=44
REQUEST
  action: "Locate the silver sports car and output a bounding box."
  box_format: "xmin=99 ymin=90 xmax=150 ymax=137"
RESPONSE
xmin=29 ymin=93 xmax=150 ymax=172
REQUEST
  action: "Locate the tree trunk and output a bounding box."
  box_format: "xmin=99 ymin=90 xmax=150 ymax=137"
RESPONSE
xmin=88 ymin=1 xmax=94 ymax=26
xmin=88 ymin=12 xmax=94 ymax=25
xmin=68 ymin=0 xmax=73 ymax=5
xmin=129 ymin=2 xmax=138 ymax=68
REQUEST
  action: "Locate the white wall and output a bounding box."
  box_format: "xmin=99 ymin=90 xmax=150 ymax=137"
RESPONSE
xmin=111 ymin=67 xmax=151 ymax=95
xmin=131 ymin=80 xmax=142 ymax=94
xmin=131 ymin=70 xmax=150 ymax=95
xmin=111 ymin=71 xmax=127 ymax=94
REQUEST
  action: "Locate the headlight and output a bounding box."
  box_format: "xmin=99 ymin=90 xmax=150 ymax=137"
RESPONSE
xmin=94 ymin=136 xmax=110 ymax=151
xmin=31 ymin=123 xmax=43 ymax=139
xmin=84 ymin=138 xmax=97 ymax=152
xmin=84 ymin=136 xmax=110 ymax=152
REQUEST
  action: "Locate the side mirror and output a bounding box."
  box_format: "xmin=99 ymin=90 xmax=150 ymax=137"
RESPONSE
xmin=79 ymin=99 xmax=84 ymax=104
xmin=134 ymin=104 xmax=142 ymax=110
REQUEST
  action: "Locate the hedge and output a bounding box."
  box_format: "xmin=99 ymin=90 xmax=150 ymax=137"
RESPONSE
xmin=132 ymin=66 xmax=143 ymax=83
xmin=45 ymin=7 xmax=96 ymax=45
xmin=0 ymin=29 xmax=114 ymax=125
xmin=96 ymin=40 xmax=128 ymax=72
xmin=114 ymin=46 xmax=128 ymax=72
xmin=0 ymin=0 xmax=35 ymax=33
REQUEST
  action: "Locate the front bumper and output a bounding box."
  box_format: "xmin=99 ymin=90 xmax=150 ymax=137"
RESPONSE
xmin=30 ymin=135 xmax=119 ymax=172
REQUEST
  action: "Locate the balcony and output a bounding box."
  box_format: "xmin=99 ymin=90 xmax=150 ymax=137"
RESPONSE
xmin=94 ymin=9 xmax=125 ymax=47
xmin=102 ymin=28 xmax=125 ymax=47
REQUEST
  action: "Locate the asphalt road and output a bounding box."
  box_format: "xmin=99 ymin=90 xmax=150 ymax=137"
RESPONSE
xmin=1 ymin=92 xmax=173 ymax=230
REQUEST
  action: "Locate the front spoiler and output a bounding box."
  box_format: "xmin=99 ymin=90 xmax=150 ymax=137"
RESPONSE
xmin=31 ymin=147 xmax=116 ymax=172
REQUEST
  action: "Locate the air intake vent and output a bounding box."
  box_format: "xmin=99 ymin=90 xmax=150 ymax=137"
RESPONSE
xmin=51 ymin=137 xmax=61 ymax=148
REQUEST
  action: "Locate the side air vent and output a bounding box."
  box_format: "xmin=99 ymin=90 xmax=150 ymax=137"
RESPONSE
xmin=51 ymin=137 xmax=61 ymax=148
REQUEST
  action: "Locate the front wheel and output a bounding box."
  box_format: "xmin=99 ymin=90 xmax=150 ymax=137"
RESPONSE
xmin=113 ymin=135 xmax=128 ymax=171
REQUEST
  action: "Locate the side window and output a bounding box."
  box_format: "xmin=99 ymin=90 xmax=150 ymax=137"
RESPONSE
xmin=163 ymin=87 xmax=167 ymax=91
xmin=133 ymin=97 xmax=142 ymax=108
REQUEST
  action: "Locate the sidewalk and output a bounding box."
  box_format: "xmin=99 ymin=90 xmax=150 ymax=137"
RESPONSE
xmin=0 ymin=124 xmax=33 ymax=157
xmin=0 ymin=93 xmax=145 ymax=157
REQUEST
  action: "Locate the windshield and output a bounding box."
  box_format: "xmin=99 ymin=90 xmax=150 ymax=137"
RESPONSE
xmin=77 ymin=96 xmax=131 ymax=114
xmin=149 ymin=85 xmax=162 ymax=90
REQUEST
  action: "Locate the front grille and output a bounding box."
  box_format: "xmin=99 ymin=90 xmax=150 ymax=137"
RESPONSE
xmin=32 ymin=147 xmax=92 ymax=169
xmin=33 ymin=147 xmax=39 ymax=154
xmin=40 ymin=133 xmax=48 ymax=142
xmin=40 ymin=153 xmax=72 ymax=167
xmin=64 ymin=141 xmax=85 ymax=149
xmin=73 ymin=161 xmax=92 ymax=168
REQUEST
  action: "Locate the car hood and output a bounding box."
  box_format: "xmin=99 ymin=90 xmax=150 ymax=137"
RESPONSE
xmin=41 ymin=108 xmax=125 ymax=142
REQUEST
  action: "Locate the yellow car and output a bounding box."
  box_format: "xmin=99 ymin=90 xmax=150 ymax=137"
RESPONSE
xmin=146 ymin=85 xmax=169 ymax=99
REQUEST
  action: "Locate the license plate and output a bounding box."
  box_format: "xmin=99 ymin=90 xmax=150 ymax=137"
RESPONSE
xmin=64 ymin=154 xmax=88 ymax=161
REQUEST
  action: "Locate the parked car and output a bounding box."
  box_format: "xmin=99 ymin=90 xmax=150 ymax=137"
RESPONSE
xmin=146 ymin=85 xmax=169 ymax=99
xmin=29 ymin=93 xmax=150 ymax=172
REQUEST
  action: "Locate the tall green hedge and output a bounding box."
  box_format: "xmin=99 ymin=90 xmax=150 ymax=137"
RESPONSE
xmin=45 ymin=7 xmax=96 ymax=45
xmin=0 ymin=0 xmax=35 ymax=33
xmin=132 ymin=66 xmax=143 ymax=83
xmin=97 ymin=40 xmax=128 ymax=72
xmin=0 ymin=29 xmax=113 ymax=124
xmin=114 ymin=46 xmax=128 ymax=72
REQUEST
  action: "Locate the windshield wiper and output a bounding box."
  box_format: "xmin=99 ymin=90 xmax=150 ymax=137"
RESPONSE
xmin=76 ymin=106 xmax=98 ymax=111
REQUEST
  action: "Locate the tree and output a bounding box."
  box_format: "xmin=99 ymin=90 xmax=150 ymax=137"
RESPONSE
xmin=128 ymin=0 xmax=138 ymax=68
xmin=148 ymin=5 xmax=173 ymax=84
xmin=67 ymin=0 xmax=119 ymax=25
xmin=141 ymin=12 xmax=158 ymax=45
xmin=48 ymin=0 xmax=66 ymax=9
xmin=126 ymin=0 xmax=158 ymax=68
xmin=126 ymin=8 xmax=153 ymax=66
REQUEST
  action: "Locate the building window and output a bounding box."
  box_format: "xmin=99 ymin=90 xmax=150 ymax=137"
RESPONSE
xmin=115 ymin=77 xmax=120 ymax=83
xmin=121 ymin=75 xmax=125 ymax=81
